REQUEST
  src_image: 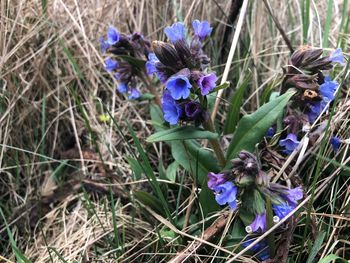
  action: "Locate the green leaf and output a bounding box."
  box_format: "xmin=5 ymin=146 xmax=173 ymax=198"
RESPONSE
xmin=226 ymin=90 xmax=296 ymax=160
xmin=150 ymin=104 xmax=166 ymax=132
xmin=306 ymin=231 xmax=326 ymax=263
xmin=126 ymin=156 xmax=143 ymax=180
xmin=117 ymin=55 xmax=146 ymax=69
xmin=209 ymin=81 xmax=230 ymax=94
xmin=224 ymin=73 xmax=251 ymax=134
xmin=199 ymin=183 xmax=220 ymax=216
xmin=166 ymin=161 xmax=178 ymax=182
xmin=138 ymin=92 xmax=155 ymax=101
xmin=318 ymin=255 xmax=348 ymax=263
xmin=134 ymin=190 xmax=166 ymax=217
xmin=171 ymin=140 xmax=220 ymax=185
xmin=147 ymin=126 xmax=218 ymax=143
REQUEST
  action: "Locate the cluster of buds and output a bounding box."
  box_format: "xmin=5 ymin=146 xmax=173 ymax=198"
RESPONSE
xmin=100 ymin=26 xmax=153 ymax=99
xmin=269 ymin=47 xmax=345 ymax=156
xmin=146 ymin=21 xmax=217 ymax=125
xmin=207 ymin=151 xmax=303 ymax=237
xmin=282 ymin=46 xmax=344 ymax=123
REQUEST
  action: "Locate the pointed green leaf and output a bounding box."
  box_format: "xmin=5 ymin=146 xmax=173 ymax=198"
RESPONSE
xmin=209 ymin=81 xmax=230 ymax=94
xmin=171 ymin=140 xmax=220 ymax=185
xmin=226 ymin=90 xmax=296 ymax=160
xmin=224 ymin=73 xmax=251 ymax=134
xmin=117 ymin=55 xmax=146 ymax=69
xmin=147 ymin=126 xmax=218 ymax=143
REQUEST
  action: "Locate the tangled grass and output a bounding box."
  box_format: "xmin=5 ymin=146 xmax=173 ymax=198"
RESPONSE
xmin=0 ymin=0 xmax=349 ymax=262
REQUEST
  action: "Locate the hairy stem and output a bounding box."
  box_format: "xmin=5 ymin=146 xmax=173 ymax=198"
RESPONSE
xmin=203 ymin=117 xmax=226 ymax=168
xmin=140 ymin=73 xmax=162 ymax=107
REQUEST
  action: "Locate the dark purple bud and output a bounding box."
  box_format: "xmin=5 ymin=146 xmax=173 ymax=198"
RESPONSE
xmin=152 ymin=41 xmax=183 ymax=69
xmin=174 ymin=39 xmax=193 ymax=66
xmin=185 ymin=101 xmax=202 ymax=119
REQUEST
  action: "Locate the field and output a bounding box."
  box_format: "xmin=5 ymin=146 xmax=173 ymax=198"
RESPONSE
xmin=0 ymin=0 xmax=349 ymax=262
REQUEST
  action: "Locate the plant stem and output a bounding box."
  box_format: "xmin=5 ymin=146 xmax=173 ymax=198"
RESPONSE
xmin=203 ymin=117 xmax=226 ymax=168
xmin=140 ymin=73 xmax=162 ymax=107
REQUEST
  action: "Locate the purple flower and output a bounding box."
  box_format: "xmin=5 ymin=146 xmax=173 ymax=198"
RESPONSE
xmin=104 ymin=58 xmax=118 ymax=72
xmin=247 ymin=212 xmax=267 ymax=233
xmin=117 ymin=83 xmax=128 ymax=93
xmin=162 ymin=91 xmax=183 ymax=125
xmin=197 ymin=73 xmax=217 ymax=95
xmin=164 ymin=22 xmax=186 ymax=43
xmin=192 ymin=20 xmax=213 ymax=40
xmin=279 ymin=133 xmax=300 ymax=154
xmin=319 ymin=77 xmax=339 ymax=102
xmin=329 ymin=48 xmax=345 ymax=65
xmin=100 ymin=37 xmax=110 ymax=53
xmin=272 ymin=203 xmax=294 ymax=220
xmin=166 ymin=75 xmax=192 ymax=100
xmin=330 ymin=136 xmax=341 ymax=152
xmin=128 ymin=88 xmax=141 ymax=99
xmin=107 ymin=26 xmax=120 ymax=45
xmin=284 ymin=187 xmax=303 ymax=206
xmin=207 ymin=172 xmax=226 ymax=190
xmin=213 ymin=181 xmax=238 ymax=209
xmin=146 ymin=53 xmax=159 ymax=75
xmin=266 ymin=127 xmax=275 ymax=138
xmin=242 ymin=239 xmax=270 ymax=261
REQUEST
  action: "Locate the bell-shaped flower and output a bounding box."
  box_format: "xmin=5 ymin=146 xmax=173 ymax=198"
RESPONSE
xmin=213 ymin=181 xmax=238 ymax=209
xmin=197 ymin=73 xmax=217 ymax=95
xmin=207 ymin=172 xmax=226 ymax=190
xmin=192 ymin=20 xmax=212 ymax=40
xmin=279 ymin=133 xmax=300 ymax=154
xmin=329 ymin=48 xmax=345 ymax=65
xmin=166 ymin=75 xmax=192 ymax=100
xmin=161 ymin=91 xmax=183 ymax=125
xmin=164 ymin=22 xmax=186 ymax=43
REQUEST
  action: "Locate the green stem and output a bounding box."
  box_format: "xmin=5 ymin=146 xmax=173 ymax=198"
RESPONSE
xmin=140 ymin=73 xmax=162 ymax=107
xmin=203 ymin=116 xmax=226 ymax=168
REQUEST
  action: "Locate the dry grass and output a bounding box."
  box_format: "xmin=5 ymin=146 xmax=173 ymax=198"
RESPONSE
xmin=0 ymin=0 xmax=349 ymax=262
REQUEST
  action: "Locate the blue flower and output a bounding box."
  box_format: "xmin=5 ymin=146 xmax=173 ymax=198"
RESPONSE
xmin=272 ymin=203 xmax=294 ymax=220
xmin=266 ymin=127 xmax=275 ymax=138
xmin=247 ymin=212 xmax=267 ymax=233
xmin=128 ymin=88 xmax=141 ymax=99
xmin=107 ymin=26 xmax=120 ymax=45
xmin=279 ymin=133 xmax=300 ymax=154
xmin=306 ymin=77 xmax=339 ymax=123
xmin=284 ymin=187 xmax=303 ymax=206
xmin=329 ymin=48 xmax=345 ymax=65
xmin=207 ymin=172 xmax=226 ymax=190
xmin=162 ymin=91 xmax=183 ymax=125
xmin=213 ymin=181 xmax=238 ymax=209
xmin=166 ymin=75 xmax=192 ymax=100
xmin=319 ymin=77 xmax=339 ymax=102
xmin=197 ymin=73 xmax=217 ymax=95
xmin=330 ymin=136 xmax=341 ymax=152
xmin=117 ymin=83 xmax=128 ymax=93
xmin=164 ymin=22 xmax=186 ymax=43
xmin=100 ymin=37 xmax=110 ymax=53
xmin=105 ymin=58 xmax=118 ymax=72
xmin=146 ymin=53 xmax=159 ymax=75
xmin=242 ymin=238 xmax=270 ymax=261
xmin=192 ymin=20 xmax=212 ymax=40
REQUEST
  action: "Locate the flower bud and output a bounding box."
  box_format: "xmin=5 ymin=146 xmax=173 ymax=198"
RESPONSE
xmin=152 ymin=41 xmax=183 ymax=69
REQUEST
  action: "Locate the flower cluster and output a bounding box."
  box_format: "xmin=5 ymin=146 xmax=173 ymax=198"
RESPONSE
xmin=272 ymin=47 xmax=345 ymax=155
xmin=282 ymin=46 xmax=344 ymax=123
xmin=146 ymin=21 xmax=217 ymax=125
xmin=100 ymin=26 xmax=153 ymax=99
xmin=207 ymin=151 xmax=304 ymax=259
